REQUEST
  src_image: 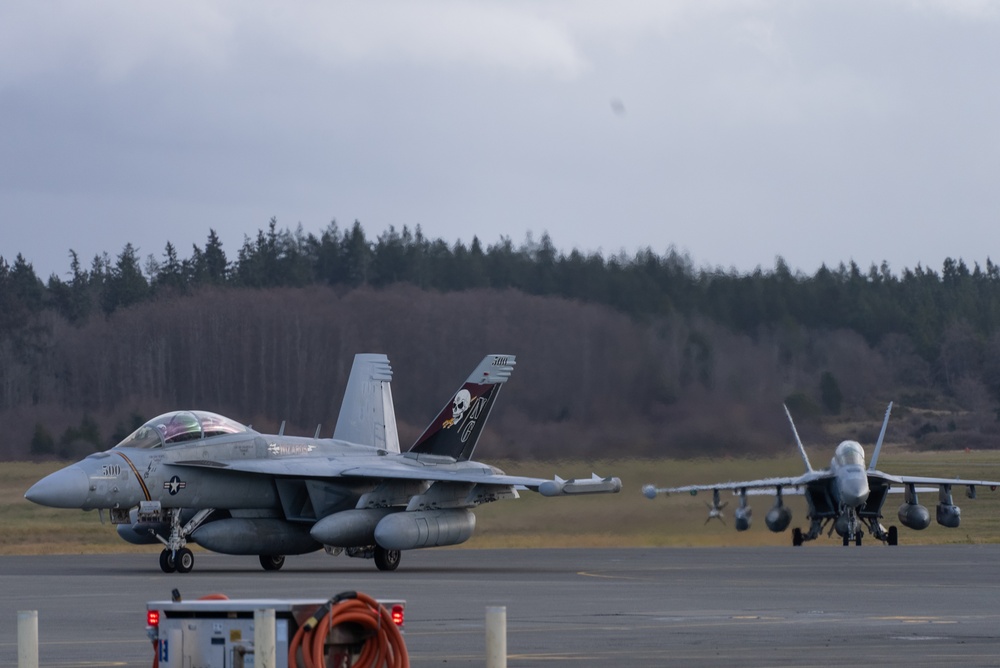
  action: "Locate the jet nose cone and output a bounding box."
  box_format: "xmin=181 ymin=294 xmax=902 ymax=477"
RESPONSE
xmin=25 ymin=466 xmax=90 ymax=508
xmin=840 ymin=480 xmax=870 ymax=508
xmin=842 ymin=493 xmax=867 ymax=508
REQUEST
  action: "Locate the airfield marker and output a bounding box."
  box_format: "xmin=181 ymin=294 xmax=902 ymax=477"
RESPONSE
xmin=18 ymin=610 xmax=38 ymax=668
xmin=254 ymin=608 xmax=276 ymax=668
xmin=486 ymin=606 xmax=507 ymax=668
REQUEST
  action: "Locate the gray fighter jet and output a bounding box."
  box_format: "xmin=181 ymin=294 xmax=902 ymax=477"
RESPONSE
xmin=26 ymin=353 xmax=621 ymax=572
xmin=643 ymin=403 xmax=1000 ymax=546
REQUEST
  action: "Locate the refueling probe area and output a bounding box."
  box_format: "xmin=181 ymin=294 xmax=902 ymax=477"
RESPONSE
xmin=147 ymin=591 xmax=407 ymax=668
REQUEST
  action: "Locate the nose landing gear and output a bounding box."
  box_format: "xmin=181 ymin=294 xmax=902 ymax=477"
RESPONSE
xmin=156 ymin=508 xmax=214 ymax=573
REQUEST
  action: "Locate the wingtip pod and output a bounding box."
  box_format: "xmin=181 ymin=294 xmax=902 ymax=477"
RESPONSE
xmin=642 ymin=484 xmax=658 ymax=500
xmin=538 ymin=473 xmax=622 ymax=497
xmin=469 ymin=354 xmax=516 ymax=384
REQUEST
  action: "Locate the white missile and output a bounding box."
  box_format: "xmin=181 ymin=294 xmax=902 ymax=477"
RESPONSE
xmin=539 ymin=474 xmax=623 ymax=497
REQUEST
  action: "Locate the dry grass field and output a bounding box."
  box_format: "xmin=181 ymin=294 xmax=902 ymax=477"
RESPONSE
xmin=5 ymin=446 xmax=1000 ymax=555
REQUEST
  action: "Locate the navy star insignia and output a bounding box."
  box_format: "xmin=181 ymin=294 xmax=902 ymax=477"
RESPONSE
xmin=164 ymin=476 xmax=187 ymax=495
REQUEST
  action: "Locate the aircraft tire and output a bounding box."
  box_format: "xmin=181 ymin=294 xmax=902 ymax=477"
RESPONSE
xmin=175 ymin=548 xmax=194 ymax=573
xmin=854 ymin=531 xmax=862 ymax=546
xmin=159 ymin=549 xmax=177 ymax=573
xmin=374 ymin=546 xmax=401 ymax=571
xmin=887 ymin=526 xmax=898 ymax=546
xmin=842 ymin=534 xmax=850 ymax=546
xmin=259 ymin=555 xmax=285 ymax=571
xmin=792 ymin=528 xmax=803 ymax=546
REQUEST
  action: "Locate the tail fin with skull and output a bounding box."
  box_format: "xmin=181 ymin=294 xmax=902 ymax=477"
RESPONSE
xmin=407 ymin=354 xmax=516 ymax=461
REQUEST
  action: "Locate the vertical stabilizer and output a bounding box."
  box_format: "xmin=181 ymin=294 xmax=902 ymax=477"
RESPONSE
xmin=868 ymin=401 xmax=893 ymax=471
xmin=408 ymin=354 xmax=516 ymax=461
xmin=783 ymin=404 xmax=814 ymax=472
xmin=333 ymin=353 xmax=401 ymax=453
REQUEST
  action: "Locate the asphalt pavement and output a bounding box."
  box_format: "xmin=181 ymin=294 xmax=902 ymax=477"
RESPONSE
xmin=3 ymin=546 xmax=1000 ymax=666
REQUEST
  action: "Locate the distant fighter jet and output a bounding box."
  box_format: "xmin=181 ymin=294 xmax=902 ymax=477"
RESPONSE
xmin=643 ymin=402 xmax=1000 ymax=546
xmin=26 ymin=354 xmax=621 ymax=572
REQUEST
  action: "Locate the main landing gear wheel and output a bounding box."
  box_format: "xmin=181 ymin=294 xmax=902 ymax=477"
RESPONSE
xmin=374 ymin=546 xmax=401 ymax=571
xmin=175 ymin=548 xmax=194 ymax=573
xmin=259 ymin=555 xmax=286 ymax=571
xmin=159 ymin=549 xmax=176 ymax=573
xmin=160 ymin=548 xmax=193 ymax=573
xmin=792 ymin=528 xmax=803 ymax=546
xmin=842 ymin=533 xmax=850 ymax=546
xmin=887 ymin=525 xmax=898 ymax=546
xmin=854 ymin=531 xmax=863 ymax=546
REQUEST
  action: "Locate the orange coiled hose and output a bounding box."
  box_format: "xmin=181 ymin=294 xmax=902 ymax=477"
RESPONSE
xmin=288 ymin=592 xmax=408 ymax=668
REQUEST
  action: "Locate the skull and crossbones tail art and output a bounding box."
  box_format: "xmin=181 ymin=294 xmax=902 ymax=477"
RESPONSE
xmin=443 ymin=388 xmax=473 ymax=428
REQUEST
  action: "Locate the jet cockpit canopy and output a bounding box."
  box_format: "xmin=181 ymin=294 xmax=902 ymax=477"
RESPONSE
xmin=834 ymin=440 xmax=865 ymax=467
xmin=114 ymin=411 xmax=249 ymax=449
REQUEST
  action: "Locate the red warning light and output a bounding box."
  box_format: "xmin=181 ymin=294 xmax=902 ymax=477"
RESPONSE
xmin=391 ymin=604 xmax=404 ymax=627
xmin=147 ymin=610 xmax=160 ymax=627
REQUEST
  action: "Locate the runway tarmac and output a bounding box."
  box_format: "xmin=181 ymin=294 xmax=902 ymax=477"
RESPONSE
xmin=3 ymin=546 xmax=1000 ymax=666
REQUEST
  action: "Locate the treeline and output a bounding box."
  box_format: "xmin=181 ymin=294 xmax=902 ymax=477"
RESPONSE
xmin=5 ymin=219 xmax=1000 ymax=363
xmin=3 ymin=219 xmax=1000 ymax=459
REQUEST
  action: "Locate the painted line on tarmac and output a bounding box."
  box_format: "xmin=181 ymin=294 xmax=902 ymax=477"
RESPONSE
xmin=576 ymin=570 xmax=650 ymax=580
xmin=872 ymin=615 xmax=958 ymax=624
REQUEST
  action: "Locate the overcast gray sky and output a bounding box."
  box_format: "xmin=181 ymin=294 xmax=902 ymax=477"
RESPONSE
xmin=2 ymin=0 xmax=999 ymax=280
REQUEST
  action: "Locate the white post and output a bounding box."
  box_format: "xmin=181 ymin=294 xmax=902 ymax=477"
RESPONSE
xmin=254 ymin=608 xmax=276 ymax=668
xmin=18 ymin=610 xmax=38 ymax=668
xmin=485 ymin=606 xmax=506 ymax=668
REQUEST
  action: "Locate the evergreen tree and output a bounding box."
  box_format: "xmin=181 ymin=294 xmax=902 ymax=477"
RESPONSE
xmin=277 ymin=223 xmax=316 ymax=287
xmin=315 ymin=221 xmax=345 ymax=285
xmin=154 ymin=241 xmax=186 ymax=292
xmin=341 ymin=221 xmax=371 ymax=286
xmin=64 ymin=250 xmax=93 ymax=323
xmin=203 ymin=229 xmax=228 ymax=284
xmin=372 ymin=225 xmax=409 ymax=286
xmin=101 ymin=243 xmax=149 ymax=314
xmin=59 ymin=414 xmax=103 ymax=455
xmin=30 ymin=423 xmax=55 ymax=456
xmin=9 ymin=254 xmax=44 ymax=312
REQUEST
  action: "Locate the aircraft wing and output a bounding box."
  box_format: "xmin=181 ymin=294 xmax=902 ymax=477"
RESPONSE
xmin=862 ymin=468 xmax=1000 ymax=489
xmin=170 ymin=457 xmax=622 ymax=496
xmin=338 ymin=465 xmax=622 ymax=496
xmin=646 ymin=470 xmax=831 ymax=497
xmin=894 ymin=474 xmax=1000 ymax=489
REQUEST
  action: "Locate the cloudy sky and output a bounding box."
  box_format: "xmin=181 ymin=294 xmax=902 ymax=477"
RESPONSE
xmin=2 ymin=0 xmax=999 ymax=280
